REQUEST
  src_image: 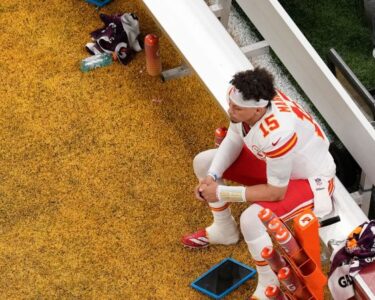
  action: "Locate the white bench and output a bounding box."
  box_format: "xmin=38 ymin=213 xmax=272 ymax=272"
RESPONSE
xmin=142 ymin=0 xmax=372 ymax=297
xmin=142 ymin=0 xmax=270 ymax=99
xmin=143 ymin=0 xmax=250 ymax=113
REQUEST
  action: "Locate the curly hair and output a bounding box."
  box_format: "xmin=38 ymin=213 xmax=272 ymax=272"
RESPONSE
xmin=230 ymin=67 xmax=276 ymax=103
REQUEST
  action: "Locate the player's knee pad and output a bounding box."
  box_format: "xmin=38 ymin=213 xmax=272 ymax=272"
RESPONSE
xmin=240 ymin=204 xmax=266 ymax=241
xmin=193 ymin=149 xmax=216 ymax=179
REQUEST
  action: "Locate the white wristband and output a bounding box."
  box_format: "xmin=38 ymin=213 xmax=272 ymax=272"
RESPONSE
xmin=216 ymin=185 xmax=247 ymax=202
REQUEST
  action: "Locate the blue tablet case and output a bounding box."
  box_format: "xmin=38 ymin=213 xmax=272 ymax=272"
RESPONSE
xmin=86 ymin=0 xmax=112 ymax=7
xmin=191 ymin=257 xmax=256 ymax=299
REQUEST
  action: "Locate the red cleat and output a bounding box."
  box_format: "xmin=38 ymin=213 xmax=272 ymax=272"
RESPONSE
xmin=182 ymin=229 xmax=210 ymax=249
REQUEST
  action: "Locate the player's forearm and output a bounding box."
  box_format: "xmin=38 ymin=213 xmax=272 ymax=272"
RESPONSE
xmin=208 ymin=130 xmax=243 ymax=178
xmin=245 ymin=184 xmax=287 ymax=202
xmin=215 ymin=183 xmax=287 ymax=203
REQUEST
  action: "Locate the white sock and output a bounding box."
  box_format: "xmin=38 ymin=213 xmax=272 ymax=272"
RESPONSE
xmin=206 ymin=200 xmax=239 ymax=245
xmin=250 ymin=264 xmax=279 ymax=300
xmin=246 ymin=234 xmax=279 ymax=299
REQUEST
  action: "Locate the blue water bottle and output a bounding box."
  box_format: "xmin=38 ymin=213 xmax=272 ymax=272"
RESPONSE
xmin=80 ymin=53 xmax=113 ymax=72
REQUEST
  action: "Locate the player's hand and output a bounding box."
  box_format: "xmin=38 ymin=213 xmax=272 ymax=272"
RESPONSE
xmin=194 ymin=183 xmax=207 ymax=201
xmin=199 ymin=181 xmax=219 ymax=202
xmin=194 ymin=176 xmax=216 ymax=201
xmin=200 ymin=175 xmax=215 ymax=186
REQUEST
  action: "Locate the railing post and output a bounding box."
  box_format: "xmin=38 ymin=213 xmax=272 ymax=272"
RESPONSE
xmin=216 ymin=0 xmax=232 ymax=28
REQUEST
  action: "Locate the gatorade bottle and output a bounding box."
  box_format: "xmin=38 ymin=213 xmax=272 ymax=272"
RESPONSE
xmin=258 ymin=208 xmax=278 ymax=228
xmin=261 ymin=246 xmax=287 ymax=273
xmin=264 ymin=284 xmax=289 ymax=300
xmin=267 ymin=218 xmax=286 ymax=235
xmin=144 ymin=34 xmax=162 ymax=76
xmin=214 ymin=127 xmax=228 ymax=147
xmin=278 ymin=267 xmax=312 ymax=299
xmin=275 ymin=227 xmax=307 ymax=265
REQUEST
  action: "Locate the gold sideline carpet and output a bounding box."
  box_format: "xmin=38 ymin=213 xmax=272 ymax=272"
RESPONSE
xmin=0 ymin=1 xmax=332 ymax=299
xmin=0 ymin=0 xmax=255 ymax=299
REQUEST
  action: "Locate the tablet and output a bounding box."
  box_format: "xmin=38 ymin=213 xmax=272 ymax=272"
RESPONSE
xmin=85 ymin=0 xmax=112 ymax=7
xmin=191 ymin=257 xmax=256 ymax=299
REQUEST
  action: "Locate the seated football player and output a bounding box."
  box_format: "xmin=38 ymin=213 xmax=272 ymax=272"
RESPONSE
xmin=182 ymin=67 xmax=336 ymax=299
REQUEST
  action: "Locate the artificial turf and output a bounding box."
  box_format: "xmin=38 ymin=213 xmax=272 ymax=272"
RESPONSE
xmin=281 ymin=0 xmax=375 ymax=90
xmin=0 ymin=0 xmax=334 ymax=299
xmin=0 ymin=0 xmax=253 ymax=299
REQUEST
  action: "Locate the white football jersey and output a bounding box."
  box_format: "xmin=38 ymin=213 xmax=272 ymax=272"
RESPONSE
xmin=229 ymin=90 xmax=336 ymax=187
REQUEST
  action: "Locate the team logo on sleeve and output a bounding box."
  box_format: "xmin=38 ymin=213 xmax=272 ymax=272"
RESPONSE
xmin=252 ymin=145 xmax=266 ymax=160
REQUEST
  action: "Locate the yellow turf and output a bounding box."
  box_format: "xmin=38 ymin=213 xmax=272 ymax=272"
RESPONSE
xmin=0 ymin=0 xmax=334 ymax=298
xmin=0 ymin=0 xmax=258 ymax=298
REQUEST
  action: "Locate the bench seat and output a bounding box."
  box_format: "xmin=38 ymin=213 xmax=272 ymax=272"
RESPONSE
xmin=142 ymin=0 xmax=252 ymax=113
